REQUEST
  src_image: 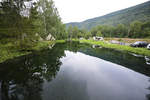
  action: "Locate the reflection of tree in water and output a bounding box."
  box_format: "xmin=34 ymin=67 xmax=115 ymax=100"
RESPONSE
xmin=0 ymin=43 xmax=68 ymax=100
xmin=1 ymin=78 xmax=43 ymax=100
xmin=0 ymin=41 xmax=87 ymax=100
xmin=79 ymin=44 xmax=150 ymax=100
xmin=82 ymin=47 xmax=150 ymax=77
xmin=0 ymin=62 xmax=44 ymax=100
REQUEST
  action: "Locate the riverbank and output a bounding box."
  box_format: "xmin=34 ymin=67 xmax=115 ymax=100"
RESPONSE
xmin=0 ymin=41 xmax=54 ymax=63
xmin=1 ymin=39 xmax=150 ymax=63
xmin=105 ymin=38 xmax=150 ymax=43
xmin=80 ymin=39 xmax=150 ymax=57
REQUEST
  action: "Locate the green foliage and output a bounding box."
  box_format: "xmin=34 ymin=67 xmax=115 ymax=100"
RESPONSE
xmin=36 ymin=0 xmax=66 ymax=40
xmin=77 ymin=32 xmax=83 ymax=38
xmin=66 ymin=25 xmax=92 ymax=39
xmin=67 ymin=25 xmax=73 ymax=39
xmin=142 ymin=21 xmax=150 ymax=38
xmin=66 ymin=19 xmax=150 ymax=39
xmin=0 ymin=0 xmax=66 ymax=50
xmin=129 ymin=21 xmax=142 ymax=38
xmin=72 ymin=26 xmax=79 ymax=39
xmin=115 ymin=24 xmax=127 ymax=37
xmin=89 ymin=20 xmax=150 ymax=38
xmin=84 ymin=32 xmax=92 ymax=39
xmin=0 ymin=0 xmax=38 ymax=47
xmin=96 ymin=31 xmax=103 ymax=37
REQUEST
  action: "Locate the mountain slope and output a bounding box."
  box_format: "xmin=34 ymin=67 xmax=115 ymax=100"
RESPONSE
xmin=66 ymin=1 xmax=150 ymax=30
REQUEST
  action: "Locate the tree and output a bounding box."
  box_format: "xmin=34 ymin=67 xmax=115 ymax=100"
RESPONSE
xmin=0 ymin=0 xmax=39 ymax=48
xmin=115 ymin=24 xmax=127 ymax=37
xmin=72 ymin=26 xmax=79 ymax=39
xmin=91 ymin=27 xmax=98 ymax=36
xmin=129 ymin=21 xmax=142 ymax=38
xmin=67 ymin=25 xmax=73 ymax=40
xmin=77 ymin=32 xmax=83 ymax=38
xmin=96 ymin=31 xmax=103 ymax=37
xmin=141 ymin=21 xmax=150 ymax=38
xmin=38 ymin=0 xmax=65 ymax=40
xmin=84 ymin=32 xmax=92 ymax=39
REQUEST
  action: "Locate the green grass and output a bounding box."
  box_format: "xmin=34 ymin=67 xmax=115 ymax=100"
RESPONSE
xmin=0 ymin=43 xmax=29 ymax=63
xmin=80 ymin=39 xmax=150 ymax=57
xmin=55 ymin=40 xmax=66 ymax=43
xmin=31 ymin=41 xmax=55 ymax=51
xmin=0 ymin=41 xmax=54 ymax=63
xmin=55 ymin=39 xmax=79 ymax=43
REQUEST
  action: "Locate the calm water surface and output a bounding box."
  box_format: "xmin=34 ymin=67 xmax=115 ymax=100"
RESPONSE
xmin=0 ymin=42 xmax=150 ymax=100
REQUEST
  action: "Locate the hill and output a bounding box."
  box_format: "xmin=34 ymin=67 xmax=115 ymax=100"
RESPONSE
xmin=66 ymin=1 xmax=150 ymax=30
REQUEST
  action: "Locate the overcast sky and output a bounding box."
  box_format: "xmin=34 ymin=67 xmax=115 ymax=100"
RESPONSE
xmin=54 ymin=0 xmax=149 ymax=23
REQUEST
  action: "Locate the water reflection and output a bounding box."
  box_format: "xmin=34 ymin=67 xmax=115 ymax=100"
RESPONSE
xmin=0 ymin=42 xmax=150 ymax=100
xmin=81 ymin=47 xmax=150 ymax=76
xmin=58 ymin=51 xmax=149 ymax=100
xmin=0 ymin=42 xmax=84 ymax=100
xmin=0 ymin=43 xmax=67 ymax=100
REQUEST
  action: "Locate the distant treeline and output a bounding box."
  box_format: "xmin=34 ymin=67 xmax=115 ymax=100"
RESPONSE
xmin=67 ymin=20 xmax=150 ymax=39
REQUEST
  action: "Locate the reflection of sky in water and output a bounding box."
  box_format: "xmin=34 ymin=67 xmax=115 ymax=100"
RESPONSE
xmin=43 ymin=51 xmax=150 ymax=100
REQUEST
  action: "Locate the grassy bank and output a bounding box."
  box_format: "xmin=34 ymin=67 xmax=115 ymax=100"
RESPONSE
xmin=105 ymin=38 xmax=150 ymax=43
xmin=0 ymin=41 xmax=54 ymax=63
xmin=0 ymin=40 xmax=73 ymax=63
xmin=80 ymin=39 xmax=150 ymax=57
xmin=1 ymin=39 xmax=150 ymax=63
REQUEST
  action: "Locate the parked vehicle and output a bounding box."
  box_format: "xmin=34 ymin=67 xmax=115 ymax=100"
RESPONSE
xmin=147 ymin=44 xmax=150 ymax=50
xmin=130 ymin=41 xmax=149 ymax=47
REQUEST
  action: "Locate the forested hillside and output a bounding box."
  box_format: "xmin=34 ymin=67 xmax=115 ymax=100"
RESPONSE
xmin=66 ymin=1 xmax=150 ymax=30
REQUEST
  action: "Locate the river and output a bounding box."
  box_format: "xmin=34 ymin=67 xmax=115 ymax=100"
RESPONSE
xmin=0 ymin=42 xmax=150 ymax=100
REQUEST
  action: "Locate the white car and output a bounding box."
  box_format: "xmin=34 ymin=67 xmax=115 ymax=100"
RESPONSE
xmin=147 ymin=44 xmax=150 ymax=50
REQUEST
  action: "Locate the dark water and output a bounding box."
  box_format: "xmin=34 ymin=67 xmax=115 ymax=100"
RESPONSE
xmin=0 ymin=42 xmax=150 ymax=100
